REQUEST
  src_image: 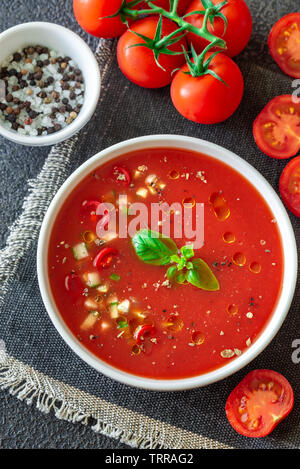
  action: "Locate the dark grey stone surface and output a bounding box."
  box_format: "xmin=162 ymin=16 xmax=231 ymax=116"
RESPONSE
xmin=0 ymin=0 xmax=129 ymax=449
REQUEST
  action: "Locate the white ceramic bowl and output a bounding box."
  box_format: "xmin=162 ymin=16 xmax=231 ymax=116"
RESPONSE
xmin=0 ymin=22 xmax=101 ymax=146
xmin=37 ymin=135 xmax=297 ymax=391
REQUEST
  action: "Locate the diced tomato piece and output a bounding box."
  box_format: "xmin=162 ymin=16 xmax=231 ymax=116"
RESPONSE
xmin=253 ymin=95 xmax=300 ymax=159
xmin=279 ymin=155 xmax=300 ymax=217
xmin=268 ymin=13 xmax=300 ymax=78
xmin=93 ymin=247 xmax=118 ymax=270
xmin=225 ymin=369 xmax=294 ymax=438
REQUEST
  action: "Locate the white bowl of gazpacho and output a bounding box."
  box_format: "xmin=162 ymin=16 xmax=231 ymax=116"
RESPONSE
xmin=37 ymin=135 xmax=297 ymax=391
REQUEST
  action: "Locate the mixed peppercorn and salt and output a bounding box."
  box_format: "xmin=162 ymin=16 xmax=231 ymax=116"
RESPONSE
xmin=0 ymin=45 xmax=85 ymax=136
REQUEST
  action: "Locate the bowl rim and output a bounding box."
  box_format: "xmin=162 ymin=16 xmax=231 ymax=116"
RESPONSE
xmin=0 ymin=21 xmax=101 ymax=146
xmin=37 ymin=135 xmax=298 ymax=391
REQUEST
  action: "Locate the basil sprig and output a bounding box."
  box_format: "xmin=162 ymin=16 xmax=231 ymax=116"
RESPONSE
xmin=131 ymin=229 xmax=178 ymax=266
xmin=131 ymin=230 xmax=219 ymax=291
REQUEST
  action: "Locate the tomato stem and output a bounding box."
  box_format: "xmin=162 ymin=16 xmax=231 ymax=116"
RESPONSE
xmin=122 ymin=0 xmax=227 ymax=50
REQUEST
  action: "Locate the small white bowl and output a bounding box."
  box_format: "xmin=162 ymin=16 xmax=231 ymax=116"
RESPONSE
xmin=37 ymin=135 xmax=297 ymax=391
xmin=0 ymin=22 xmax=101 ymax=146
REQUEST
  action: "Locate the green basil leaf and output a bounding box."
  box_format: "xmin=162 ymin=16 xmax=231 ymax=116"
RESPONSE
xmin=187 ymin=258 xmax=220 ymax=291
xmin=167 ymin=265 xmax=177 ymax=280
xmin=175 ymin=272 xmax=187 ymax=284
xmin=180 ymin=245 xmax=194 ymax=259
xmin=170 ymin=254 xmax=181 ymax=264
xmin=177 ymin=258 xmax=186 ymax=270
xmin=186 ymin=268 xmax=201 ymax=288
xmin=132 ymin=229 xmax=178 ymax=265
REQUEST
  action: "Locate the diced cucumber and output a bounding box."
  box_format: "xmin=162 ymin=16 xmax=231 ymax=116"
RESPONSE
xmin=96 ymin=283 xmax=109 ymax=293
xmin=136 ymin=187 xmax=148 ymax=198
xmin=80 ymin=311 xmax=99 ymax=331
xmin=72 ymin=242 xmax=88 ymax=260
xmin=117 ymin=299 xmax=130 ymax=313
xmin=84 ymin=272 xmax=101 ymax=288
xmin=101 ymin=231 xmax=118 ymax=242
xmin=107 ymin=295 xmax=119 ymax=319
xmin=84 ymin=298 xmax=99 ymax=310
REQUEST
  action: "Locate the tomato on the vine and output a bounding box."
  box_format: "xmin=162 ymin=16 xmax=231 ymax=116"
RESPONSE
xmin=117 ymin=16 xmax=187 ymax=88
xmin=253 ymin=95 xmax=300 ymax=159
xmin=185 ymin=0 xmax=252 ymax=57
xmin=73 ymin=0 xmax=129 ymax=38
xmin=279 ymin=156 xmax=300 ymax=217
xmin=225 ymin=370 xmax=294 ymax=438
xmin=139 ymin=0 xmax=193 ymax=16
xmin=171 ymin=52 xmax=244 ymax=124
xmin=268 ymin=13 xmax=300 ymax=78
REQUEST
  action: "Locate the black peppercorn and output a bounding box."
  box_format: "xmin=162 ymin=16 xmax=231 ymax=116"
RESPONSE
xmin=13 ymin=52 xmax=22 ymax=62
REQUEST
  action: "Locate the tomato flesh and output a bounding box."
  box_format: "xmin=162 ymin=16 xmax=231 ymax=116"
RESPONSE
xmin=225 ymin=370 xmax=294 ymax=438
xmin=185 ymin=0 xmax=252 ymax=57
xmin=279 ymin=155 xmax=300 ymax=217
xmin=253 ymin=95 xmax=300 ymax=159
xmin=268 ymin=13 xmax=300 ymax=78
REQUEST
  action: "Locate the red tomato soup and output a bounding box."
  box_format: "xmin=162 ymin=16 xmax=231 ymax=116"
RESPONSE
xmin=48 ymin=148 xmax=284 ymax=379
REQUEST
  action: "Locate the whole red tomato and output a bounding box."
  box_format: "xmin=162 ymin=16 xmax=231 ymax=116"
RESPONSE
xmin=171 ymin=52 xmax=244 ymax=123
xmin=117 ymin=16 xmax=187 ymax=88
xmin=185 ymin=0 xmax=252 ymax=57
xmin=73 ymin=0 xmax=129 ymax=38
xmin=139 ymin=0 xmax=193 ymax=16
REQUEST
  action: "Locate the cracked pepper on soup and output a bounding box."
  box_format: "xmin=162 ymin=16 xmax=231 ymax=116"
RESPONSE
xmin=48 ymin=148 xmax=283 ymax=379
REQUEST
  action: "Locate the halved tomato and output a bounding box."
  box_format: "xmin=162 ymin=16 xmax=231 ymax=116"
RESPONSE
xmin=280 ymin=155 xmax=300 ymax=217
xmin=225 ymin=369 xmax=294 ymax=438
xmin=253 ymin=95 xmax=300 ymax=159
xmin=268 ymin=13 xmax=300 ymax=78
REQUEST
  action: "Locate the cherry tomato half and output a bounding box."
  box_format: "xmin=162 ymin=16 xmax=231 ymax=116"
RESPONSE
xmin=73 ymin=0 xmax=129 ymax=38
xmin=113 ymin=166 xmax=131 ymax=185
xmin=185 ymin=0 xmax=252 ymax=58
xmin=225 ymin=369 xmax=294 ymax=438
xmin=65 ymin=272 xmax=84 ymax=300
xmin=171 ymin=52 xmax=244 ymax=124
xmin=253 ymin=95 xmax=300 ymax=159
xmin=279 ymin=155 xmax=300 ymax=217
xmin=93 ymin=247 xmax=118 ymax=270
xmin=268 ymin=13 xmax=300 ymax=79
xmin=133 ymin=324 xmax=156 ymax=345
xmin=117 ymin=16 xmax=187 ymax=88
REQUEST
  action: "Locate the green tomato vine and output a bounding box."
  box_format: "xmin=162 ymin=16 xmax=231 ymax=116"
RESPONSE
xmin=108 ymin=0 xmax=229 ymax=77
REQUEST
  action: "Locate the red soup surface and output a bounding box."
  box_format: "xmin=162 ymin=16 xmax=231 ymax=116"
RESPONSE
xmin=48 ymin=148 xmax=284 ymax=379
